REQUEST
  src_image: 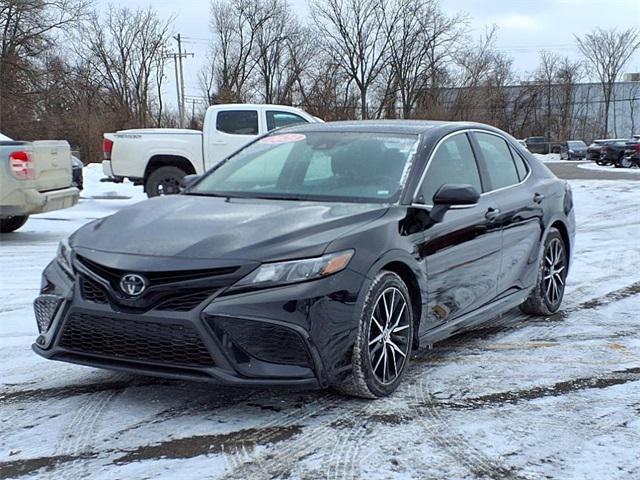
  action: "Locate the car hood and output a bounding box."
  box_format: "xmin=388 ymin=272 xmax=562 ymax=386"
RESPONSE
xmin=71 ymin=194 xmax=389 ymax=262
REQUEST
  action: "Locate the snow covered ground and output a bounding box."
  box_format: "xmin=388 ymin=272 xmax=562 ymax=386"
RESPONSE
xmin=1 ymin=165 xmax=639 ymax=480
xmin=578 ymin=162 xmax=640 ymax=175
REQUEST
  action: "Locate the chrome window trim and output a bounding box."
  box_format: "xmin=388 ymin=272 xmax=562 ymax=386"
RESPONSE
xmin=412 ymin=128 xmax=531 ymax=207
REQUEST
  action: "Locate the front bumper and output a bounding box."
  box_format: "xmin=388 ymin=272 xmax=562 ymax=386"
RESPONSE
xmin=0 ymin=186 xmax=79 ymax=217
xmin=33 ymin=258 xmax=366 ymax=389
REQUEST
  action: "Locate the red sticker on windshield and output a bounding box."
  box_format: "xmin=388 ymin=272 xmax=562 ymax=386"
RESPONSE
xmin=259 ymin=133 xmax=306 ymax=145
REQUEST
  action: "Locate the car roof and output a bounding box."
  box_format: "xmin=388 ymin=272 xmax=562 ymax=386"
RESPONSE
xmin=281 ymin=119 xmax=505 ymax=137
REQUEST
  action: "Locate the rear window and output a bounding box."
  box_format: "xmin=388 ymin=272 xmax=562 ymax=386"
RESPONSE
xmin=475 ymin=133 xmax=520 ymax=190
xmin=216 ymin=110 xmax=259 ymax=135
xmin=266 ymin=111 xmax=307 ymax=131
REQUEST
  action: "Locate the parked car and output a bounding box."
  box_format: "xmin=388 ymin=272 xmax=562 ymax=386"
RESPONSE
xmin=71 ymin=155 xmax=83 ymax=191
xmin=34 ymin=120 xmax=575 ymax=398
xmin=524 ymin=136 xmax=549 ymax=154
xmin=586 ymin=139 xmax=624 ymax=162
xmin=559 ymin=140 xmax=587 ymax=160
xmin=102 ymin=104 xmax=319 ymax=197
xmin=1 ymin=132 xmax=79 ymax=233
xmin=600 ymin=139 xmax=632 ymax=167
xmin=620 ymin=139 xmax=640 ymax=168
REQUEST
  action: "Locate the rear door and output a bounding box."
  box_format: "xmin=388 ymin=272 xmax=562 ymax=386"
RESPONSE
xmin=415 ymin=132 xmax=502 ymax=327
xmin=471 ymin=131 xmax=543 ymax=297
xmin=265 ymin=110 xmax=309 ymax=131
xmin=209 ymin=109 xmax=260 ymax=160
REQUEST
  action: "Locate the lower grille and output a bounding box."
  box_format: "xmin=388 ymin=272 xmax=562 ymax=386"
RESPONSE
xmin=212 ymin=317 xmax=311 ymax=367
xmin=59 ymin=313 xmax=214 ymax=367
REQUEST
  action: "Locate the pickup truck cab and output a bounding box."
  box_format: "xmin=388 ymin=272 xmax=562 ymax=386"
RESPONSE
xmin=102 ymin=104 xmax=319 ymax=197
xmin=0 ymin=132 xmax=79 ymax=233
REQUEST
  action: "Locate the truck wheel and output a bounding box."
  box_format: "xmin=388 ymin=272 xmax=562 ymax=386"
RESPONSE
xmin=145 ymin=166 xmax=187 ymax=198
xmin=0 ymin=215 xmax=29 ymax=233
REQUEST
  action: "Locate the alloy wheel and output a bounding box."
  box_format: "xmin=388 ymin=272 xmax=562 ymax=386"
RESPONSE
xmin=543 ymin=238 xmax=566 ymax=307
xmin=368 ymin=287 xmax=411 ymax=385
xmin=157 ymin=177 xmax=181 ymax=195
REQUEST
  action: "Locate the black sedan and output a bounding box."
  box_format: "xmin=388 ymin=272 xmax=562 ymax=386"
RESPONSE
xmin=33 ymin=121 xmax=575 ymax=398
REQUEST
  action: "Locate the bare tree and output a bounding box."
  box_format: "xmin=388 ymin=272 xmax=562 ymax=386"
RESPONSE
xmin=576 ymin=28 xmax=640 ymax=137
xmin=207 ymin=0 xmax=274 ymax=102
xmin=0 ymin=0 xmax=91 ymax=131
xmin=311 ymin=0 xmax=388 ymax=119
xmin=382 ymin=0 xmax=465 ymax=118
xmin=77 ymin=6 xmax=173 ymax=128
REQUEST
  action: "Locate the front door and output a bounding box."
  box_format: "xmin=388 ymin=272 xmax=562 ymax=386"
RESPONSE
xmin=414 ymin=132 xmax=502 ymax=329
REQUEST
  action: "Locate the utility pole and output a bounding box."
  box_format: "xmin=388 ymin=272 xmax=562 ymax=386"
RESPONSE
xmin=164 ymin=34 xmax=193 ymax=128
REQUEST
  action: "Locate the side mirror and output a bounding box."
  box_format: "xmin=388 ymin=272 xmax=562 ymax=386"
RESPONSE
xmin=430 ymin=184 xmax=480 ymax=223
xmin=180 ymin=174 xmax=201 ymax=190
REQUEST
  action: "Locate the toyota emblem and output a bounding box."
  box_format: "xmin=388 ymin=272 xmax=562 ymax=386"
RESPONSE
xmin=120 ymin=274 xmax=147 ymax=296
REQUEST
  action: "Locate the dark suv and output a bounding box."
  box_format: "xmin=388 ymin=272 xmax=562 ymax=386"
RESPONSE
xmin=587 ymin=139 xmax=625 ymax=162
xmin=599 ymin=140 xmax=630 ymax=166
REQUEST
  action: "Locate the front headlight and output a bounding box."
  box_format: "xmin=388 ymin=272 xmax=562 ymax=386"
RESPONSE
xmin=56 ymin=239 xmax=75 ymax=277
xmin=568 ymin=149 xmax=574 ymax=154
xmin=235 ymin=250 xmax=354 ymax=288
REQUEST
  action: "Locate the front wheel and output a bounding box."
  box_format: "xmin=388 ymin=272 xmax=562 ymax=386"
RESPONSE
xmin=145 ymin=166 xmax=187 ymax=198
xmin=0 ymin=215 xmax=29 ymax=233
xmin=520 ymin=228 xmax=568 ymax=316
xmin=335 ymin=271 xmax=413 ymax=398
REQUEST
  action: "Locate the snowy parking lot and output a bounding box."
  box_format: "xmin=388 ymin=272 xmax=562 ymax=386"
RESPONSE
xmin=1 ymin=164 xmax=639 ymax=480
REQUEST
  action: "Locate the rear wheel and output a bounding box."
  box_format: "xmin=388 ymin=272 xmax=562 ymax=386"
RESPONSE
xmin=619 ymin=157 xmax=633 ymax=168
xmin=0 ymin=215 xmax=28 ymax=233
xmin=145 ymin=166 xmax=187 ymax=198
xmin=335 ymin=271 xmax=413 ymax=399
xmin=521 ymin=228 xmax=567 ymax=316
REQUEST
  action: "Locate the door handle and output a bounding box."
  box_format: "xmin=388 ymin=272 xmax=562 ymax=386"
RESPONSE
xmin=485 ymin=207 xmax=501 ymax=221
xmin=212 ymin=140 xmax=227 ymax=145
xmin=533 ymin=193 xmax=545 ymax=204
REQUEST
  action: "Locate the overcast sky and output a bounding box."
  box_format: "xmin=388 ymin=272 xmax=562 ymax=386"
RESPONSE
xmin=99 ymin=0 xmax=640 ymax=107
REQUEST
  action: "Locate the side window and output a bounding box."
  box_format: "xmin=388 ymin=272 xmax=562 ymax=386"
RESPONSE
xmin=509 ymin=145 xmax=529 ymax=181
xmin=216 ymin=110 xmax=259 ymax=135
xmin=417 ymin=133 xmax=482 ymax=205
xmin=475 ymin=133 xmax=520 ymax=190
xmin=266 ymin=111 xmax=307 ymax=131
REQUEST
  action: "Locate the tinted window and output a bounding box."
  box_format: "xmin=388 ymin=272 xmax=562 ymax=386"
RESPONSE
xmin=475 ymin=133 xmax=520 ymax=190
xmin=216 ymin=110 xmax=259 ymax=135
xmin=509 ymin=145 xmax=529 ymax=181
xmin=417 ymin=133 xmax=482 ymax=204
xmin=266 ymin=111 xmax=307 ymax=131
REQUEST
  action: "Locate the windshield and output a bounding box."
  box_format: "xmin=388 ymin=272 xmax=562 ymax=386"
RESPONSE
xmin=190 ymin=131 xmax=420 ymax=203
xmin=567 ymin=141 xmax=586 ymax=148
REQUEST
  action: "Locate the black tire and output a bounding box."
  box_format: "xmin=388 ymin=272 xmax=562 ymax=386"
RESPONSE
xmin=145 ymin=166 xmax=187 ymax=198
xmin=335 ymin=271 xmax=414 ymax=399
xmin=0 ymin=215 xmax=29 ymax=233
xmin=520 ymin=228 xmax=568 ymax=316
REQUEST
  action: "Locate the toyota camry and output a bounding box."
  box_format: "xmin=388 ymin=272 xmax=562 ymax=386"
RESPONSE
xmin=33 ymin=121 xmax=575 ymax=398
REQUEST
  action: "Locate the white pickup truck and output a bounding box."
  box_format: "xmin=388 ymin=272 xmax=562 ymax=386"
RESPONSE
xmin=0 ymin=132 xmax=79 ymax=233
xmin=102 ymin=104 xmax=319 ymax=197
